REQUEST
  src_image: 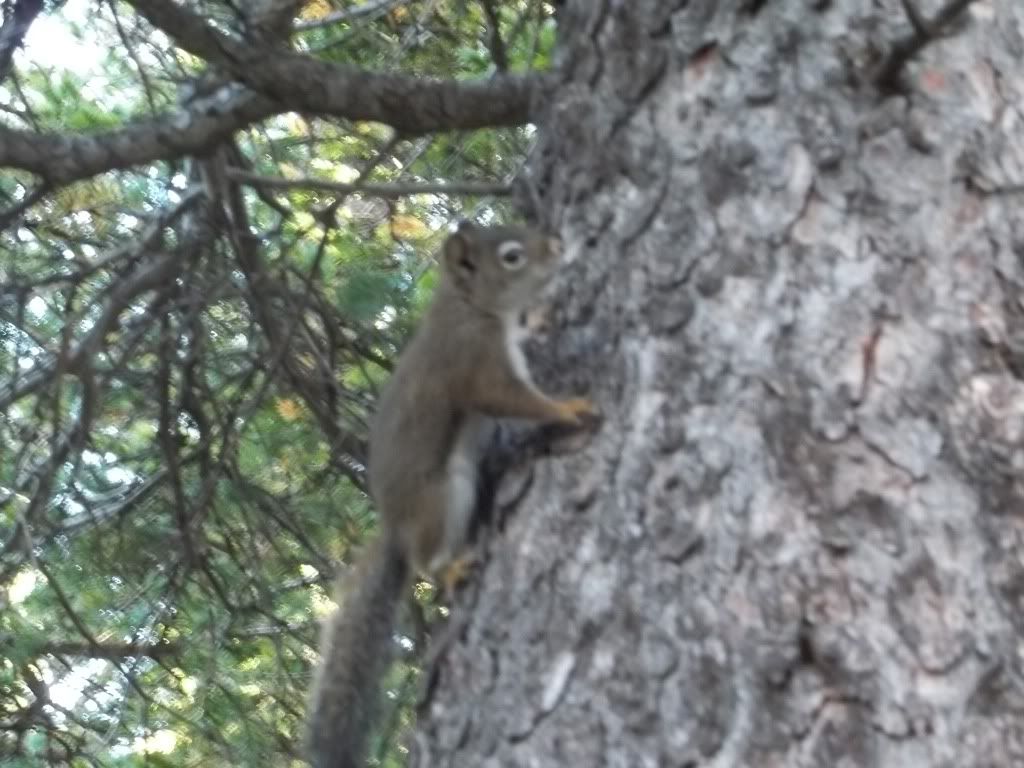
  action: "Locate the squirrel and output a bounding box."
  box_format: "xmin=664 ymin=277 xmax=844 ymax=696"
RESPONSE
xmin=305 ymin=221 xmax=598 ymax=768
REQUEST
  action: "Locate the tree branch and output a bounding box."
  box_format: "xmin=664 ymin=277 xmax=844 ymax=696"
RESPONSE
xmin=0 ymin=0 xmax=45 ymax=83
xmin=0 ymin=43 xmax=537 ymax=186
xmin=123 ymin=0 xmax=538 ymax=133
xmin=0 ymin=88 xmax=278 ymax=183
xmin=479 ymin=0 xmax=509 ymax=72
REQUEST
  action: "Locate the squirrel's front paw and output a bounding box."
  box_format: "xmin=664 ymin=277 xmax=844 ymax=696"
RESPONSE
xmin=559 ymin=397 xmax=601 ymax=426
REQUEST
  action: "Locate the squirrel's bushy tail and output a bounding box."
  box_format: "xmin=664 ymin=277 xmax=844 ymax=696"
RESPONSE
xmin=306 ymin=534 xmax=408 ymax=768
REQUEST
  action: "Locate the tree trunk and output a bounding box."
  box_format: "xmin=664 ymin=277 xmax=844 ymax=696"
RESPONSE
xmin=414 ymin=1 xmax=1024 ymax=765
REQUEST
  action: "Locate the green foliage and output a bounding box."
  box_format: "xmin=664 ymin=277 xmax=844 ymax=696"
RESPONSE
xmin=0 ymin=0 xmax=554 ymax=765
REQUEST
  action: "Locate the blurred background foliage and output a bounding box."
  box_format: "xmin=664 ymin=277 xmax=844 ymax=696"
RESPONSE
xmin=0 ymin=1 xmax=555 ymax=765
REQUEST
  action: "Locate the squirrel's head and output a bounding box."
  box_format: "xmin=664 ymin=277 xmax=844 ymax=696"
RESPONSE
xmin=441 ymin=221 xmax=563 ymax=313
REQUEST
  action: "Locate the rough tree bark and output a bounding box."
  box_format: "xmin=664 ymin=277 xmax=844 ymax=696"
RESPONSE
xmin=415 ymin=1 xmax=1024 ymax=766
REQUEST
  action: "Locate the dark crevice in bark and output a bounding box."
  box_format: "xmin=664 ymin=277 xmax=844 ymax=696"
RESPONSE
xmin=873 ymin=0 xmax=979 ymax=93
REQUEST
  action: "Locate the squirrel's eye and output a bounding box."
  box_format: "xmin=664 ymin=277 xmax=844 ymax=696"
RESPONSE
xmin=497 ymin=241 xmax=526 ymax=270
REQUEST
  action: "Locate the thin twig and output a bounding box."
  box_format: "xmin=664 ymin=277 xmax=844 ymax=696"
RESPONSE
xmin=293 ymin=0 xmax=406 ymax=31
xmin=34 ymin=640 xmax=180 ymax=661
xmin=107 ymin=0 xmax=159 ymax=115
xmin=226 ymin=169 xmax=512 ymax=198
xmin=0 ymin=181 xmax=51 ymax=232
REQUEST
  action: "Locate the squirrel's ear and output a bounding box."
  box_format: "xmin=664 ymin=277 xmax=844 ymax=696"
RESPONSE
xmin=443 ymin=231 xmax=477 ymax=283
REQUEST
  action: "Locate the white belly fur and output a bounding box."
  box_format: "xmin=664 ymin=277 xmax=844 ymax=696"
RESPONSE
xmin=429 ymin=315 xmax=532 ymax=573
xmin=432 ymin=415 xmax=488 ymax=573
xmin=503 ymin=311 xmax=534 ymax=387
